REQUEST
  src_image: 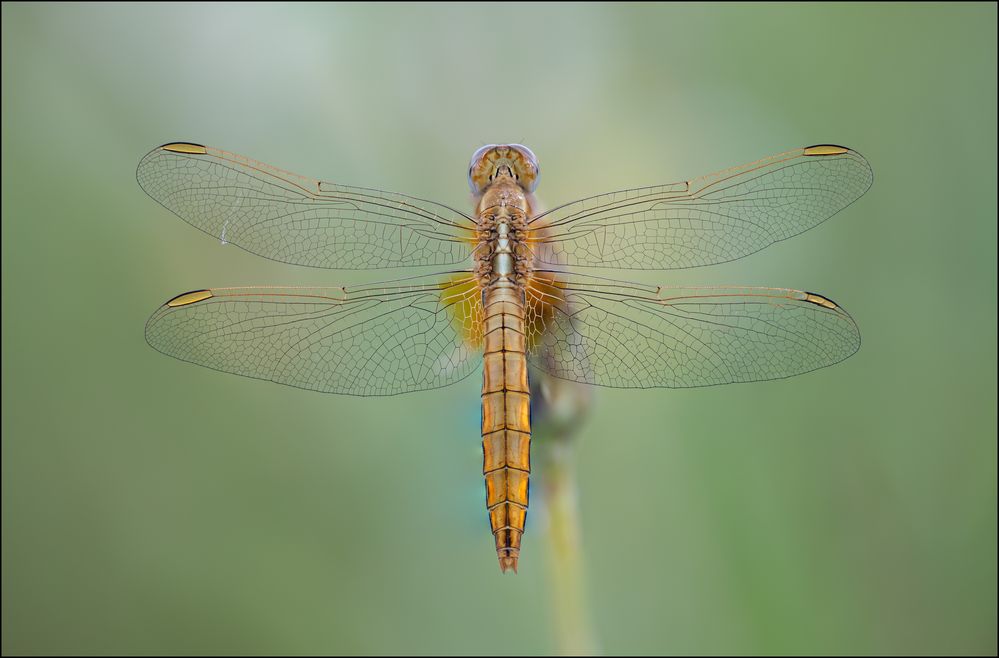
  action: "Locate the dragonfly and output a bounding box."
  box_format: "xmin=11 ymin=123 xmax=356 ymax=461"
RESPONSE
xmin=137 ymin=141 xmax=872 ymax=573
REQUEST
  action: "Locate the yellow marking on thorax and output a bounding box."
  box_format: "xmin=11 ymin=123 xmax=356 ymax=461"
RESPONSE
xmin=440 ymin=275 xmax=484 ymax=349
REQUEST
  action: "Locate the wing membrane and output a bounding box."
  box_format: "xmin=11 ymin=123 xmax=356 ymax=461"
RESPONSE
xmin=530 ymin=146 xmax=872 ymax=269
xmin=145 ymin=274 xmax=484 ymax=396
xmin=136 ymin=143 xmax=476 ymax=269
xmin=525 ymin=272 xmax=859 ymax=388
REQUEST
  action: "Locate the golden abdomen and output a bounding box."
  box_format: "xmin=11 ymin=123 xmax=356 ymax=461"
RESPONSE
xmin=481 ymin=282 xmax=531 ymax=573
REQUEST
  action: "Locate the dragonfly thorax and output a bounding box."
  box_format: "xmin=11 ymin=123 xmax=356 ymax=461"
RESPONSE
xmin=475 ymin=182 xmax=531 ymax=285
xmin=492 ymin=221 xmax=515 ymax=276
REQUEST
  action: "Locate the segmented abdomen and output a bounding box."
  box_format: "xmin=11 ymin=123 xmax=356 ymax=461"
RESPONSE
xmin=480 ymin=281 xmax=530 ymax=574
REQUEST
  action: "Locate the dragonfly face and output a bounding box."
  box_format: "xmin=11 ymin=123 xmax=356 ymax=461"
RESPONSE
xmin=468 ymin=144 xmax=540 ymax=194
xmin=138 ymin=141 xmax=872 ymax=573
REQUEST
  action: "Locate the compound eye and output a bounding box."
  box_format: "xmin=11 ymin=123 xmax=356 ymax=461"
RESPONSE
xmin=522 ymin=164 xmax=540 ymax=193
xmin=509 ymin=144 xmax=540 ymax=192
xmin=468 ymin=144 xmax=497 ymax=194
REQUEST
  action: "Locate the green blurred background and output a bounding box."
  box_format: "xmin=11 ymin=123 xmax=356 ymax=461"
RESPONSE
xmin=2 ymin=3 xmax=996 ymax=655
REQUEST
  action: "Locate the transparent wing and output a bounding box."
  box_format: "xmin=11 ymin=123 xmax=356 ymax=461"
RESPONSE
xmin=525 ymin=272 xmax=859 ymax=388
xmin=136 ymin=143 xmax=477 ymax=269
xmin=530 ymin=145 xmax=872 ymax=270
xmin=145 ymin=274 xmax=485 ymax=396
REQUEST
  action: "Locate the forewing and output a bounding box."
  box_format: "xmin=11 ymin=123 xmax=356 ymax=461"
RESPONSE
xmin=136 ymin=143 xmax=476 ymax=269
xmin=145 ymin=275 xmax=484 ymax=396
xmin=531 ymin=145 xmax=872 ymax=269
xmin=525 ymin=272 xmax=859 ymax=388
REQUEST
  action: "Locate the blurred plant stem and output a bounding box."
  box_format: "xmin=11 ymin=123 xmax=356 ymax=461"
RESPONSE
xmin=532 ymin=371 xmax=600 ymax=655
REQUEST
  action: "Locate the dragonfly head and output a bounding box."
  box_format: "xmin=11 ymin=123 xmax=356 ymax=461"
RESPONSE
xmin=468 ymin=144 xmax=540 ymax=195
